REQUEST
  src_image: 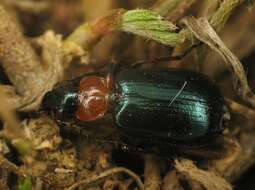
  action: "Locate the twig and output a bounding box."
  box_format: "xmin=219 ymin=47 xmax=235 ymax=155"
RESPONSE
xmin=0 ymin=5 xmax=41 ymax=96
xmin=175 ymin=159 xmax=233 ymax=190
xmin=2 ymin=0 xmax=50 ymax=14
xmin=0 ymin=6 xmax=63 ymax=111
xmin=152 ymin=0 xmax=183 ymax=16
xmin=63 ymin=9 xmax=125 ymax=64
xmin=66 ymin=167 xmax=144 ymax=190
xmin=0 ymin=92 xmax=23 ymax=139
xmin=0 ymin=92 xmax=33 ymax=156
xmin=212 ymin=130 xmax=255 ymax=182
xmin=0 ymin=155 xmax=25 ymax=176
xmin=225 ymin=98 xmax=255 ymax=120
xmin=210 ymin=0 xmax=245 ymax=32
xmin=166 ymin=0 xmax=199 ymax=22
xmin=144 ymin=155 xmax=161 ymax=190
xmin=162 ymin=171 xmax=183 ymax=190
xmin=197 ymin=0 xmax=220 ymax=18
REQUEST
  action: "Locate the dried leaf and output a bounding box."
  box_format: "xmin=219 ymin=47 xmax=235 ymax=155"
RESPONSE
xmin=210 ymin=0 xmax=245 ymax=32
xmin=183 ymin=16 xmax=255 ymax=107
xmin=175 ymin=159 xmax=232 ymax=190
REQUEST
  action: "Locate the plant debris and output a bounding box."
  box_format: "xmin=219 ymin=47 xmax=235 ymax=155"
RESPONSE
xmin=0 ymin=0 xmax=255 ymax=189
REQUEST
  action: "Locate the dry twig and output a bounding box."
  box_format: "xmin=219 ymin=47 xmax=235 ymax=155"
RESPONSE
xmin=226 ymin=99 xmax=255 ymax=120
xmin=144 ymin=155 xmax=161 ymax=190
xmin=0 ymin=155 xmax=25 ymax=176
xmin=175 ymin=159 xmax=233 ymax=190
xmin=0 ymin=5 xmax=63 ymax=111
xmin=210 ymin=0 xmax=245 ymax=32
xmin=66 ymin=167 xmax=144 ymax=190
xmin=152 ymin=0 xmax=183 ymax=16
xmin=1 ymin=0 xmax=50 ymax=14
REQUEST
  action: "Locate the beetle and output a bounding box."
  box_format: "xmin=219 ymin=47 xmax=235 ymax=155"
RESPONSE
xmin=41 ymin=58 xmax=228 ymax=155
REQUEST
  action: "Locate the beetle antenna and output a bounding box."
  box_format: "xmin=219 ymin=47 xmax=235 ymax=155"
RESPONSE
xmin=131 ymin=42 xmax=202 ymax=67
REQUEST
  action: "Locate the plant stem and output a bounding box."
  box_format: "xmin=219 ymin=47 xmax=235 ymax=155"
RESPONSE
xmin=152 ymin=0 xmax=183 ymax=16
xmin=210 ymin=0 xmax=245 ymax=32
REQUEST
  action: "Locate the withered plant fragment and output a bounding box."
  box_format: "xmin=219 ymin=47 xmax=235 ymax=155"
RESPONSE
xmin=0 ymin=5 xmax=63 ymax=111
xmin=0 ymin=0 xmax=254 ymax=189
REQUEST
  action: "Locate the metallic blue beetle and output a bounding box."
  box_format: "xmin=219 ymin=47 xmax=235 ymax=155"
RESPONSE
xmin=42 ymin=66 xmax=228 ymax=154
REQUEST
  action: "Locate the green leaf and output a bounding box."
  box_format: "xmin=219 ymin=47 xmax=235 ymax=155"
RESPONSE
xmin=119 ymin=9 xmax=184 ymax=46
xmin=12 ymin=138 xmax=32 ymax=156
xmin=17 ymin=177 xmax=32 ymax=190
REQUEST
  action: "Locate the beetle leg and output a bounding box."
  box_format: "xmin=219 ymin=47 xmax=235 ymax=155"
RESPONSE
xmin=110 ymin=42 xmax=202 ymax=74
xmin=106 ymin=72 xmax=114 ymax=89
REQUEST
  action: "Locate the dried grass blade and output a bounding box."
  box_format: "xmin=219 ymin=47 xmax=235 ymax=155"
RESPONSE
xmin=183 ymin=17 xmax=255 ymax=107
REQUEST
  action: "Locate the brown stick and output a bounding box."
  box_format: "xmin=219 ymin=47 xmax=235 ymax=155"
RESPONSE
xmin=167 ymin=0 xmax=199 ymax=22
xmin=66 ymin=167 xmax=144 ymax=190
xmin=0 ymin=5 xmax=41 ymax=95
xmin=0 ymin=155 xmax=26 ymax=176
xmin=210 ymin=0 xmax=245 ymax=32
xmin=0 ymin=5 xmax=63 ymax=111
xmin=226 ymin=99 xmax=255 ymax=120
xmin=175 ymin=159 xmax=233 ymax=190
xmin=144 ymin=155 xmax=161 ymax=190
